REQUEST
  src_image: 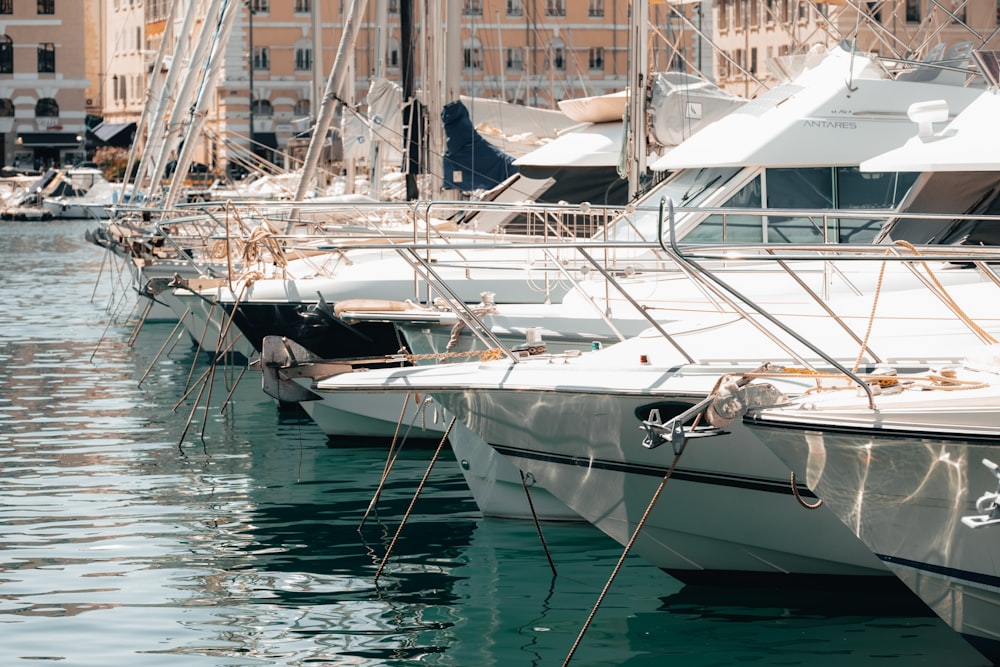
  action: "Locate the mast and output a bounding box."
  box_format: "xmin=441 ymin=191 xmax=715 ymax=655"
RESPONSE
xmin=400 ymin=0 xmax=419 ymax=201
xmin=368 ymin=0 xmax=388 ymax=196
xmin=131 ymin=0 xmax=197 ymax=198
xmin=625 ymin=0 xmax=649 ymax=200
xmin=162 ymin=0 xmax=240 ymax=210
xmin=293 ymin=0 xmax=370 ymax=202
xmin=148 ymin=0 xmax=228 ymax=203
xmin=122 ymin=0 xmax=181 ymax=200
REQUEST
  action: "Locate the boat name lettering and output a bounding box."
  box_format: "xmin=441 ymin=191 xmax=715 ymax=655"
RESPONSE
xmin=803 ymin=120 xmax=857 ymax=129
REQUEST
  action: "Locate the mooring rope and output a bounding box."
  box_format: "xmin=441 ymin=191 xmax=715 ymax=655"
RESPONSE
xmin=373 ymin=415 xmax=457 ymax=584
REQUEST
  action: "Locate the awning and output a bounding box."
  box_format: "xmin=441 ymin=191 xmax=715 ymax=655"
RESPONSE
xmin=18 ymin=132 xmax=81 ymax=148
xmin=90 ymin=121 xmax=136 ymax=148
xmin=252 ymin=132 xmax=278 ymax=149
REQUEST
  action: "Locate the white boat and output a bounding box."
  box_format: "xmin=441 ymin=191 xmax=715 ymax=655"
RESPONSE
xmin=304 ymin=252 xmax=1000 ymax=578
xmin=255 ymin=42 xmax=996 ymax=528
xmin=741 ymin=359 xmax=1000 ymax=664
xmin=40 ymin=167 xmax=120 ymax=220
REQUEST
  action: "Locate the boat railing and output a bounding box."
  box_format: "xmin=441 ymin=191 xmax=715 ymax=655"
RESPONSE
xmin=657 ymin=197 xmax=1000 ymax=405
xmin=289 ymin=200 xmax=1000 ymax=370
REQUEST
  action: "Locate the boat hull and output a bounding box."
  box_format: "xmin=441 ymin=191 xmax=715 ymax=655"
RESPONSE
xmin=745 ymin=400 xmax=1000 ymax=663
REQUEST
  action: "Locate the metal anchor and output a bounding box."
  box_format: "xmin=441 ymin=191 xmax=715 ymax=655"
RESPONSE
xmin=962 ymin=458 xmax=1000 ymax=529
xmin=640 ymin=396 xmax=727 ymax=454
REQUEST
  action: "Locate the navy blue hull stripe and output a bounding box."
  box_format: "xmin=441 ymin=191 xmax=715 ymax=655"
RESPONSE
xmin=489 ymin=443 xmax=819 ymax=499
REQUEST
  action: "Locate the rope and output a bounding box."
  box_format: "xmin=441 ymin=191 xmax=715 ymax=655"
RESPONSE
xmin=359 ymin=393 xmax=416 ymax=530
xmin=738 ymin=367 xmax=990 ymax=394
xmin=561 ymin=376 xmax=723 ymax=667
xmin=894 ymin=240 xmax=998 ymax=345
xmin=790 ymin=472 xmax=823 ymax=509
xmin=373 ymin=415 xmax=457 ymax=584
xmin=520 ymin=470 xmax=557 ymax=577
xmin=851 ymin=248 xmax=890 ymax=373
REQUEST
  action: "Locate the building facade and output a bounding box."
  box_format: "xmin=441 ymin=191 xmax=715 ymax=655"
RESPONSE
xmin=0 ymin=0 xmax=91 ymax=169
xmin=17 ymin=0 xmax=1000 ymax=174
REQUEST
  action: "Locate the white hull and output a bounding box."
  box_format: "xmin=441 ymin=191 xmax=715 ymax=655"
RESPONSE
xmin=289 ymin=369 xmax=580 ymax=520
xmin=43 ymin=200 xmax=111 ymax=219
xmin=744 ymin=371 xmax=1000 ymax=663
xmin=160 ymin=288 xmax=257 ymax=360
xmin=314 ymin=353 xmax=891 ymax=579
xmin=448 ymin=419 xmax=580 ymax=521
xmin=301 ymin=387 xmax=445 ymax=442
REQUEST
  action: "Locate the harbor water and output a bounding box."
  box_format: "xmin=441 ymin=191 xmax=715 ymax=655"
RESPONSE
xmin=0 ymin=218 xmax=991 ymax=666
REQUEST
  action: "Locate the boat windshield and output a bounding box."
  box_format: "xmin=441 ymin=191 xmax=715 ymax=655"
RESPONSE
xmin=605 ymin=166 xmax=918 ymax=244
xmin=603 ymin=167 xmax=742 ymax=242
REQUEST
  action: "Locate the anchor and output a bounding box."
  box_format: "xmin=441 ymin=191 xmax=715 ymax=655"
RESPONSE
xmin=640 ymin=378 xmax=788 ymax=453
xmin=962 ymin=458 xmax=1000 ymax=529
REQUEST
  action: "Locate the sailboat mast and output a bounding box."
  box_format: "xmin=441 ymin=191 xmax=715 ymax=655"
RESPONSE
xmin=625 ymin=0 xmax=649 ymax=200
xmin=293 ymin=0 xmax=370 ymax=202
xmin=400 ymin=0 xmax=419 ymax=201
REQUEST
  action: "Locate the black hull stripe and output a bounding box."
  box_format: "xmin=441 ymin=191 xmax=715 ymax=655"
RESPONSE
xmin=744 ymin=414 xmax=1000 ymax=445
xmin=879 ymin=553 xmax=1000 ymax=589
xmin=490 ymin=443 xmax=819 ymax=499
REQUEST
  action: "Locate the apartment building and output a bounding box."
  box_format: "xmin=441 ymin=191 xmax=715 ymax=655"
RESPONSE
xmin=0 ymin=0 xmax=92 ymax=169
xmin=59 ymin=0 xmax=1000 ymax=178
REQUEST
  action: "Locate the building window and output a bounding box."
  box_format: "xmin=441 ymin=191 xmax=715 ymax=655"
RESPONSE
xmin=295 ymin=46 xmax=312 ymax=71
xmin=751 ymin=47 xmax=758 ymax=73
xmin=506 ymin=47 xmax=523 ymax=71
xmin=588 ymin=46 xmax=604 ymax=71
xmin=0 ymin=35 xmax=11 ymax=73
xmin=252 ymin=46 xmax=270 ymax=71
xmin=464 ymin=0 xmax=482 ymax=15
xmin=0 ymin=1 xmax=12 ymax=14
xmin=548 ymin=40 xmax=565 ymax=70
xmin=765 ymin=0 xmax=775 ymax=23
xmin=387 ymin=38 xmax=400 ymax=68
xmin=546 ymin=0 xmax=565 ymax=17
xmin=865 ymin=0 xmax=882 ymax=22
xmin=463 ymin=39 xmax=482 ymax=70
xmin=588 ymin=0 xmax=604 ymax=17
xmin=720 ymin=0 xmax=729 ymax=29
xmin=37 ymin=43 xmax=55 ymax=73
xmin=37 ymin=0 xmax=54 ymax=14
xmin=294 ymin=0 xmax=310 ymax=12
xmin=252 ymin=99 xmax=273 ymax=117
xmin=0 ymin=98 xmax=12 ymax=117
xmin=507 ymin=0 xmax=522 ymax=16
xmin=294 ymin=99 xmax=310 ymax=117
xmin=35 ymin=97 xmax=58 ymax=117
xmin=250 ymin=0 xmax=268 ymax=12
xmin=388 ymin=0 xmax=398 ymax=12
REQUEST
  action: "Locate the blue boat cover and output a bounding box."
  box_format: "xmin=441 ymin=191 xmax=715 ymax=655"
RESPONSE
xmin=441 ymin=100 xmax=518 ymax=191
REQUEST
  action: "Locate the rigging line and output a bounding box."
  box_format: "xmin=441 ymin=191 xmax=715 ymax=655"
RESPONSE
xmin=137 ymin=307 xmax=190 ymax=388
xmin=561 ymin=391 xmax=713 ymax=667
xmin=666 ymin=5 xmax=767 ymax=91
xmin=217 ymin=363 xmax=249 ymax=416
xmin=373 ymin=415 xmax=458 ymax=584
xmin=89 ymin=242 xmax=111 ymax=305
xmin=125 ymin=295 xmax=155 ymax=347
xmin=520 ymin=469 xmax=557 ymax=577
xmin=359 ymin=393 xmax=414 ymax=530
